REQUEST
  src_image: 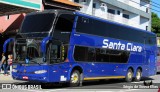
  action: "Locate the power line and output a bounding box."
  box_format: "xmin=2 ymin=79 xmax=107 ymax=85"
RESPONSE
xmin=151 ymin=8 xmax=160 ymax=13
xmin=151 ymin=3 xmax=160 ymax=10
xmin=128 ymin=0 xmax=160 ymax=13
xmin=151 ymin=0 xmax=160 ymax=7
xmin=136 ymin=0 xmax=160 ymax=9
xmin=139 ymin=0 xmax=160 ymax=8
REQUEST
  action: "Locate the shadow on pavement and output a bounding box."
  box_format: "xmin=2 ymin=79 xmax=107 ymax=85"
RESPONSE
xmin=13 ymin=77 xmax=155 ymax=89
xmin=156 ymin=72 xmax=160 ymax=75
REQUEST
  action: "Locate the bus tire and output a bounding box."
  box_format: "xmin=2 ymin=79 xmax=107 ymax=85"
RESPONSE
xmin=125 ymin=68 xmax=133 ymax=82
xmin=134 ymin=69 xmax=142 ymax=82
xmin=70 ymin=70 xmax=80 ymax=87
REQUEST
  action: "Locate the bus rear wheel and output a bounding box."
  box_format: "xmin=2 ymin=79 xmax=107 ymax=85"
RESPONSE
xmin=70 ymin=70 xmax=80 ymax=87
xmin=134 ymin=69 xmax=142 ymax=82
xmin=125 ymin=68 xmax=133 ymax=82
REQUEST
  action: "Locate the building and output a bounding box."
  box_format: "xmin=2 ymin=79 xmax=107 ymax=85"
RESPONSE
xmin=0 ymin=0 xmax=81 ymax=55
xmin=0 ymin=0 xmax=81 ymax=33
xmin=72 ymin=0 xmax=151 ymax=31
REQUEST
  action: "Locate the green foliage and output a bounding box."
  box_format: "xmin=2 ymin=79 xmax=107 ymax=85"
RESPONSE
xmin=152 ymin=12 xmax=160 ymax=36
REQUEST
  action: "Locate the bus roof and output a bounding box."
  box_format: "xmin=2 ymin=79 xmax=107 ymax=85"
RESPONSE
xmin=25 ymin=9 xmax=155 ymax=36
xmin=74 ymin=11 xmax=155 ymax=36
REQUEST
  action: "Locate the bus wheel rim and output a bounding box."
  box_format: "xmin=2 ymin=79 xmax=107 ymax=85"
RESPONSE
xmin=128 ymin=72 xmax=132 ymax=79
xmin=136 ymin=72 xmax=141 ymax=80
xmin=71 ymin=73 xmax=79 ymax=83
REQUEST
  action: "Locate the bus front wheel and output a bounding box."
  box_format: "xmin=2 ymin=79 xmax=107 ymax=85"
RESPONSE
xmin=125 ymin=68 xmax=133 ymax=82
xmin=70 ymin=70 xmax=80 ymax=87
xmin=134 ymin=69 xmax=142 ymax=82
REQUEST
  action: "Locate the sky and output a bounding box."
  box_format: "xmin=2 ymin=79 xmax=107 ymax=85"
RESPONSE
xmin=152 ymin=0 xmax=160 ymax=18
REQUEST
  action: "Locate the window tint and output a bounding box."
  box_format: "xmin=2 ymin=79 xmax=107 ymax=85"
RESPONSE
xmin=21 ymin=13 xmax=55 ymax=33
xmin=81 ymin=0 xmax=86 ymax=2
xmin=76 ymin=17 xmax=109 ymax=37
xmin=54 ymin=14 xmax=75 ymax=43
xmin=55 ymin=14 xmax=75 ymax=32
xmin=117 ymin=10 xmax=120 ymax=15
xmin=145 ymin=33 xmax=156 ymax=45
xmin=49 ymin=43 xmax=69 ymax=63
xmin=93 ymin=3 xmax=96 ymax=8
xmin=108 ymin=9 xmax=115 ymax=14
xmin=74 ymin=0 xmax=79 ymax=3
xmin=50 ymin=45 xmax=61 ymax=63
xmin=76 ymin=16 xmax=156 ymax=45
xmin=146 ymin=26 xmax=148 ymax=31
xmin=88 ymin=47 xmax=96 ymax=61
xmin=146 ymin=8 xmax=149 ymax=13
xmin=123 ymin=14 xmax=129 ymax=19
xmin=96 ymin=48 xmax=103 ymax=62
xmin=74 ymin=46 xmax=129 ymax=63
xmin=74 ymin=46 xmax=88 ymax=61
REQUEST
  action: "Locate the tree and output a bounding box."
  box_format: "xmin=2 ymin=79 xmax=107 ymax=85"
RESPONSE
xmin=151 ymin=12 xmax=160 ymax=36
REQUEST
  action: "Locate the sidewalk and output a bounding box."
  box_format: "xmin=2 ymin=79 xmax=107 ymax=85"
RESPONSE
xmin=0 ymin=71 xmax=13 ymax=81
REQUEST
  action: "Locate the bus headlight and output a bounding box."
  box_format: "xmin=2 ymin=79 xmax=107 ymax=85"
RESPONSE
xmin=12 ymin=69 xmax=18 ymax=73
xmin=34 ymin=70 xmax=47 ymax=74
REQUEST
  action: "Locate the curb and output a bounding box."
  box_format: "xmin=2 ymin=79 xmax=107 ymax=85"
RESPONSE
xmin=0 ymin=72 xmax=13 ymax=81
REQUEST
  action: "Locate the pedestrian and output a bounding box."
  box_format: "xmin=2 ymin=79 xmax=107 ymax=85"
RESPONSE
xmin=6 ymin=54 xmax=13 ymax=75
xmin=0 ymin=53 xmax=6 ymax=73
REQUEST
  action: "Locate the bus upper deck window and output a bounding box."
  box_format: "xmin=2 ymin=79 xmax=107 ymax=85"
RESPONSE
xmin=82 ymin=17 xmax=89 ymax=23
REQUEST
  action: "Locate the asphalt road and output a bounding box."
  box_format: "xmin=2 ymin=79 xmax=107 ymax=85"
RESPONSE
xmin=0 ymin=73 xmax=160 ymax=92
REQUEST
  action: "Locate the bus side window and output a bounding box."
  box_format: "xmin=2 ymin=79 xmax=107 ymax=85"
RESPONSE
xmin=51 ymin=45 xmax=58 ymax=58
xmin=74 ymin=46 xmax=88 ymax=61
xmin=96 ymin=48 xmax=103 ymax=62
xmin=88 ymin=47 xmax=95 ymax=61
xmin=50 ymin=45 xmax=61 ymax=63
xmin=82 ymin=17 xmax=89 ymax=23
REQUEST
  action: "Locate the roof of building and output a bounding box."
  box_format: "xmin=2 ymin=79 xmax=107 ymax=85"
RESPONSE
xmin=0 ymin=3 xmax=35 ymax=16
xmin=52 ymin=0 xmax=81 ymax=7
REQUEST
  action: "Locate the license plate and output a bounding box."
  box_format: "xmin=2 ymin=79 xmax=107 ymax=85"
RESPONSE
xmin=12 ymin=65 xmax=17 ymax=68
xmin=23 ymin=76 xmax=28 ymax=80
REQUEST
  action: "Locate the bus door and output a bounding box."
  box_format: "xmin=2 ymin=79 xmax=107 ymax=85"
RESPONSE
xmin=46 ymin=40 xmax=69 ymax=81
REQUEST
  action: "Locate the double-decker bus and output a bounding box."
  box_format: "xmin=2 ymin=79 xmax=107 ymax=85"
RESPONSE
xmin=4 ymin=10 xmax=157 ymax=86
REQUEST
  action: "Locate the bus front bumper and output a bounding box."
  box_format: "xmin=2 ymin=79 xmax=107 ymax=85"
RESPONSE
xmin=12 ymin=74 xmax=48 ymax=82
xmin=12 ymin=72 xmax=49 ymax=83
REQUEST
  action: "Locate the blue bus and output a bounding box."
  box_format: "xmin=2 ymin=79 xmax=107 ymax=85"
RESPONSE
xmin=4 ymin=9 xmax=157 ymax=86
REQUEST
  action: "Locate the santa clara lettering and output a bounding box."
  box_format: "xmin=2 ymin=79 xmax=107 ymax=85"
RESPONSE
xmin=102 ymin=39 xmax=142 ymax=52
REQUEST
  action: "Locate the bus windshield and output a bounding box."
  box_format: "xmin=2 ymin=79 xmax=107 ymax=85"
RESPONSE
xmin=14 ymin=40 xmax=44 ymax=64
xmin=20 ymin=13 xmax=55 ymax=33
xmin=13 ymin=13 xmax=75 ymax=64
